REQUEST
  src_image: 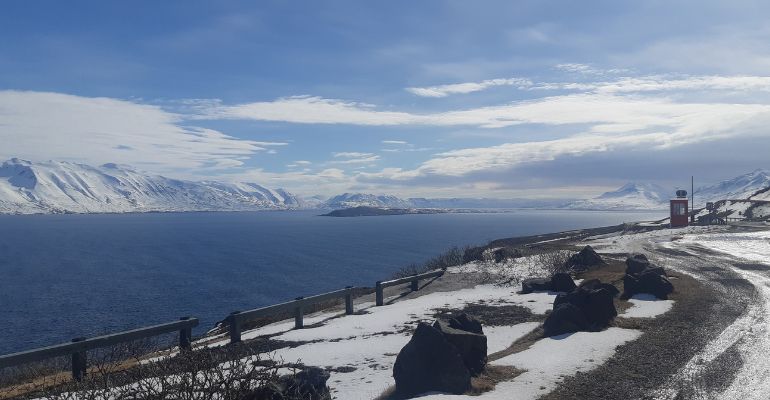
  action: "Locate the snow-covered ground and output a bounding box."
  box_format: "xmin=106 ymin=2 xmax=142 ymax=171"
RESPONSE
xmin=203 ymin=258 xmax=676 ymax=400
xmin=622 ymin=294 xmax=675 ymax=318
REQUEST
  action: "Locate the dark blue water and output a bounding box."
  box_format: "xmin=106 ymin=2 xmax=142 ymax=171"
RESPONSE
xmin=0 ymin=209 xmax=664 ymax=354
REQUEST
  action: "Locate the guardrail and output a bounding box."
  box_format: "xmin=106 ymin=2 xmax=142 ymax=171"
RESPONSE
xmin=227 ymin=286 xmax=355 ymax=343
xmin=1 ymin=268 xmax=450 ymax=383
xmin=0 ymin=317 xmax=198 ymax=381
xmin=375 ymin=269 xmax=445 ymax=306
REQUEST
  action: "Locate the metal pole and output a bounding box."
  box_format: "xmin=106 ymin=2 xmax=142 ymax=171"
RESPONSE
xmin=691 ymin=176 xmax=695 ymax=224
xmin=345 ymin=286 xmax=354 ymax=315
xmin=228 ymin=311 xmax=242 ymax=344
xmin=179 ymin=317 xmax=192 ymax=350
xmin=294 ymin=297 xmax=304 ymax=329
xmin=375 ymin=281 xmax=384 ymax=306
xmin=71 ymin=337 xmax=87 ymax=382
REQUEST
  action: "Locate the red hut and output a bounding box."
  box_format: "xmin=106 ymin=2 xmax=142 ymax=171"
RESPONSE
xmin=670 ymin=190 xmax=689 ymax=228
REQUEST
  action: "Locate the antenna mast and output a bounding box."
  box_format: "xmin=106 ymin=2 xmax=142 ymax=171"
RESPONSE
xmin=691 ymin=176 xmax=694 ymax=224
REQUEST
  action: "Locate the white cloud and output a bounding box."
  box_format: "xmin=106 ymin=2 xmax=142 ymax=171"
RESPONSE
xmin=0 ymin=90 xmax=268 ymax=174
xmin=330 ymin=155 xmax=381 ymax=165
xmin=333 ymin=152 xmax=375 ymax=158
xmin=382 ymin=140 xmax=409 ymax=145
xmin=199 ymin=95 xmax=419 ymax=126
xmin=196 ymin=75 xmax=770 ymax=129
xmin=294 ymin=160 xmax=312 ymax=165
xmin=405 ymin=78 xmax=531 ymax=98
xmin=554 ymin=63 xmax=630 ymax=76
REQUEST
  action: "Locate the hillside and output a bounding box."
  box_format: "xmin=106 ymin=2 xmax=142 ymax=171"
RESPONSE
xmin=0 ymin=158 xmax=302 ymax=214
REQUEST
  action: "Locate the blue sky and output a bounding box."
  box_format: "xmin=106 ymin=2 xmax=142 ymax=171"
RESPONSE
xmin=2 ymin=1 xmax=770 ymax=197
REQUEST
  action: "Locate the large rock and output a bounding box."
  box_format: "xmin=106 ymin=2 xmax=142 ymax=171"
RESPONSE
xmin=433 ymin=319 xmax=487 ymax=374
xmin=625 ymin=254 xmax=651 ymax=275
xmin=393 ymin=323 xmax=471 ymax=396
xmin=622 ymin=254 xmax=674 ymax=300
xmin=551 ymin=272 xmax=577 ymax=292
xmin=567 ymin=245 xmax=604 ymax=271
xmin=492 ymin=247 xmax=523 ymax=262
xmin=546 ymin=279 xmax=620 ymax=336
xmin=447 ymin=313 xmax=483 ymax=335
xmin=543 ymin=303 xmax=590 ymax=337
xmin=521 ymin=277 xmax=553 ymax=294
xmin=625 ymin=270 xmax=674 ymax=300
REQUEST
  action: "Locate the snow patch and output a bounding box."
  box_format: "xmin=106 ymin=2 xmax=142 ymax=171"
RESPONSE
xmin=622 ymin=294 xmax=674 ymax=318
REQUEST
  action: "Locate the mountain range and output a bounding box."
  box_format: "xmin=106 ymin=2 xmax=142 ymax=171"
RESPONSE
xmin=0 ymin=158 xmax=302 ymax=214
xmin=1 ymin=158 xmax=768 ymax=214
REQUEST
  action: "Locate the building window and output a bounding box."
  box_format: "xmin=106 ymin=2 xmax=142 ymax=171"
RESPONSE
xmin=672 ymin=203 xmax=687 ymax=216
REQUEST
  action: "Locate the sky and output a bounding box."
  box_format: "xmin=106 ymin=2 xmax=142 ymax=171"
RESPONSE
xmin=2 ymin=0 xmax=770 ymax=199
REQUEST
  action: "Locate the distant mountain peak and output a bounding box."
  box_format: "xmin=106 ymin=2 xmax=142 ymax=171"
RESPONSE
xmin=0 ymin=158 xmax=303 ymax=214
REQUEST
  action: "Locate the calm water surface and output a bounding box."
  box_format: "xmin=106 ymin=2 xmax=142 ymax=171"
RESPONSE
xmin=0 ymin=209 xmax=664 ymax=354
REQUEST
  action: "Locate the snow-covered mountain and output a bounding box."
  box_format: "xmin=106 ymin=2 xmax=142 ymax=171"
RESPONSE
xmin=565 ymin=183 xmax=671 ymax=210
xmin=323 ymin=193 xmax=412 ymax=209
xmin=0 ymin=158 xmax=301 ymax=214
xmin=696 ymin=169 xmax=770 ymax=202
xmin=565 ymin=170 xmax=770 ymax=211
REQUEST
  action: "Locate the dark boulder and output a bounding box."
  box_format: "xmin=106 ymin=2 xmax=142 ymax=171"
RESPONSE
xmin=645 ymin=266 xmax=668 ymax=277
xmin=622 ymin=254 xmax=674 ymax=299
xmin=492 ymin=247 xmax=523 ymax=262
xmin=543 ymin=303 xmax=590 ymax=337
xmin=582 ymin=286 xmax=619 ymax=329
xmin=578 ymin=279 xmax=620 ymax=297
xmin=551 ymin=279 xmax=618 ymax=333
xmin=626 ymin=254 xmax=651 ymax=275
xmin=567 ymin=245 xmax=604 ymax=270
xmin=625 ymin=270 xmax=674 ymax=300
xmin=393 ymin=323 xmax=471 ymax=397
xmin=447 ymin=313 xmax=483 ymax=335
xmin=552 ymin=272 xmax=577 ymax=292
xmin=433 ymin=319 xmax=487 ymax=374
xmin=521 ymin=277 xmax=553 ymax=294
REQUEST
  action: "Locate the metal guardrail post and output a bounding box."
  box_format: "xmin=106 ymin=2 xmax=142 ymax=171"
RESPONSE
xmin=294 ymin=297 xmax=304 ymax=329
xmin=70 ymin=337 xmax=87 ymax=382
xmin=179 ymin=316 xmax=192 ymax=350
xmin=345 ymin=286 xmax=354 ymax=314
xmin=375 ymin=281 xmax=384 ymax=306
xmin=228 ymin=311 xmax=242 ymax=344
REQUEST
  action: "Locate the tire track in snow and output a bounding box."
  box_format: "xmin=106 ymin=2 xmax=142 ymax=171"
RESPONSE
xmin=650 ymin=242 xmax=770 ymax=400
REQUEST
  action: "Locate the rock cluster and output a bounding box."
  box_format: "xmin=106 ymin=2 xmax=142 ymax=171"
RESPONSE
xmin=566 ymin=245 xmax=604 ymax=271
xmin=520 ymin=272 xmax=578 ymax=294
xmin=543 ymin=278 xmax=620 ymax=337
xmin=393 ymin=314 xmax=487 ymax=397
xmin=622 ymin=254 xmax=674 ymax=300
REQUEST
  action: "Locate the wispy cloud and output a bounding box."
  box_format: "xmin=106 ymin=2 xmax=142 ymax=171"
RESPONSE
xmin=333 ymin=152 xmax=375 ymax=158
xmin=0 ymin=90 xmax=267 ymax=174
xmin=382 ymin=140 xmax=409 ymax=145
xmin=554 ymin=63 xmax=630 ymax=76
xmin=195 ymin=75 xmax=770 ymax=129
xmin=405 ymin=78 xmax=531 ymax=98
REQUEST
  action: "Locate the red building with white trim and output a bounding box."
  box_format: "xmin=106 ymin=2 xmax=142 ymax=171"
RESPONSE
xmin=670 ymin=190 xmax=689 ymax=228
